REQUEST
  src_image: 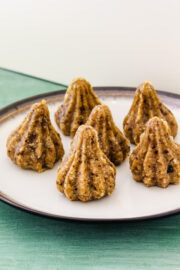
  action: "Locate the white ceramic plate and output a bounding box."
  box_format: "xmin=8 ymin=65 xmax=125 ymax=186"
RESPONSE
xmin=0 ymin=87 xmax=179 ymax=221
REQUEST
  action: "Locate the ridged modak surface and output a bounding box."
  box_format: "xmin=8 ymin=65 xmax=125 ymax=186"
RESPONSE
xmin=57 ymin=125 xmax=116 ymax=201
xmin=7 ymin=100 xmax=64 ymax=172
xmin=86 ymin=104 xmax=130 ymax=165
xmin=55 ymin=78 xmax=101 ymax=137
xmin=123 ymin=81 xmax=178 ymax=144
xmin=130 ymin=117 xmax=180 ymax=188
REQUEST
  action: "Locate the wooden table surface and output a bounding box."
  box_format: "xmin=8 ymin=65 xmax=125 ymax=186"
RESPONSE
xmin=0 ymin=68 xmax=180 ymax=270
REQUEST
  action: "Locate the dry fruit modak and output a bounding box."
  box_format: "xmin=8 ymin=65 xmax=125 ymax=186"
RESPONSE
xmin=55 ymin=78 xmax=101 ymax=137
xmin=129 ymin=116 xmax=180 ymax=188
xmin=7 ymin=100 xmax=64 ymax=172
xmin=123 ymin=81 xmax=178 ymax=144
xmin=56 ymin=125 xmax=116 ymax=201
xmin=86 ymin=104 xmax=130 ymax=165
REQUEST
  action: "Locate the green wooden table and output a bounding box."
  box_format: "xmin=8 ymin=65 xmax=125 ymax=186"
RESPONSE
xmin=0 ymin=68 xmax=180 ymax=270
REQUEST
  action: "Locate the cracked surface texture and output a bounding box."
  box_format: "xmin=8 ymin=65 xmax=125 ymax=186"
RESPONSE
xmin=130 ymin=116 xmax=180 ymax=188
xmin=57 ymin=125 xmax=116 ymax=201
xmin=87 ymin=104 xmax=130 ymax=165
xmin=123 ymin=81 xmax=178 ymax=144
xmin=7 ymin=100 xmax=64 ymax=172
xmin=55 ymin=78 xmax=101 ymax=137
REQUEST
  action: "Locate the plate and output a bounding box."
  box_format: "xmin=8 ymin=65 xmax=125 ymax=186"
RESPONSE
xmin=0 ymin=87 xmax=180 ymax=221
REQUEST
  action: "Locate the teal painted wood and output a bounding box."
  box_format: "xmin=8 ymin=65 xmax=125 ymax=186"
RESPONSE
xmin=0 ymin=69 xmax=180 ymax=270
xmin=0 ymin=68 xmax=67 ymax=107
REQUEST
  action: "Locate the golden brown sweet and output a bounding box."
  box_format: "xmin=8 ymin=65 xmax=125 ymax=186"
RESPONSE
xmin=7 ymin=100 xmax=64 ymax=172
xmin=86 ymin=104 xmax=130 ymax=165
xmin=57 ymin=125 xmax=116 ymax=201
xmin=129 ymin=117 xmax=180 ymax=188
xmin=123 ymin=81 xmax=178 ymax=144
xmin=55 ymin=78 xmax=101 ymax=137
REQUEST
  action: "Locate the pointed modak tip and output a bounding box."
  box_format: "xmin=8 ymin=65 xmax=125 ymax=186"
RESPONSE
xmin=75 ymin=124 xmax=95 ymax=135
xmin=71 ymin=77 xmax=90 ymax=88
xmin=144 ymin=80 xmax=153 ymax=86
xmin=138 ymin=81 xmax=154 ymax=91
xmin=146 ymin=116 xmax=167 ymax=127
xmin=72 ymin=77 xmax=88 ymax=83
xmin=31 ymin=99 xmax=47 ymax=110
xmin=74 ymin=125 xmax=100 ymax=143
xmin=89 ymin=104 xmax=109 ymax=114
xmin=145 ymin=116 xmax=171 ymax=136
xmin=41 ymin=99 xmax=47 ymax=105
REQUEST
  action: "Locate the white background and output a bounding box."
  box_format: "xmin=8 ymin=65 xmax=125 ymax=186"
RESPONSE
xmin=0 ymin=0 xmax=180 ymax=93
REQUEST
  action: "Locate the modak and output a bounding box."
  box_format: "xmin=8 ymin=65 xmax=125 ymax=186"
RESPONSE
xmin=86 ymin=104 xmax=130 ymax=165
xmin=55 ymin=78 xmax=101 ymax=137
xmin=123 ymin=81 xmax=178 ymax=144
xmin=57 ymin=125 xmax=116 ymax=201
xmin=130 ymin=117 xmax=180 ymax=188
xmin=7 ymin=100 xmax=64 ymax=172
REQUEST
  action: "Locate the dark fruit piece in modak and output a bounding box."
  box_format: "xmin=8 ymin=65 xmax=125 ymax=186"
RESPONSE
xmin=55 ymin=78 xmax=101 ymax=137
xmin=56 ymin=125 xmax=116 ymax=201
xmin=86 ymin=104 xmax=130 ymax=165
xmin=7 ymin=100 xmax=64 ymax=172
xmin=130 ymin=116 xmax=180 ymax=188
xmin=123 ymin=81 xmax=178 ymax=144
